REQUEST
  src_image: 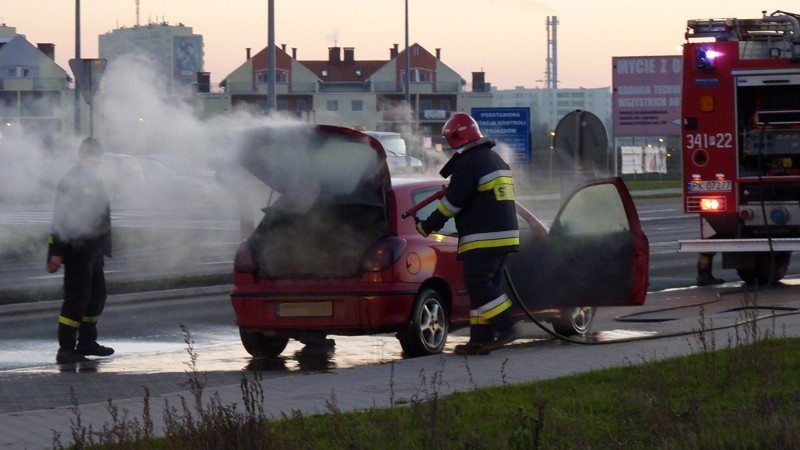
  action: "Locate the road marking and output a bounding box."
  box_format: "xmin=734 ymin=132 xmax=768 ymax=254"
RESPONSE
xmin=201 ymin=261 xmax=233 ymax=266
xmin=26 ymin=275 xmax=61 ymax=280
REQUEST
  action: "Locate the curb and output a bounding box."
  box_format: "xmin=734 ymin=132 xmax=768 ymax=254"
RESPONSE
xmin=0 ymin=284 xmax=232 ymax=318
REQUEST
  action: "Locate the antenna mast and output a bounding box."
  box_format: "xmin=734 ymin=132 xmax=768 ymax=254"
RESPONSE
xmin=135 ymin=0 xmax=140 ymax=26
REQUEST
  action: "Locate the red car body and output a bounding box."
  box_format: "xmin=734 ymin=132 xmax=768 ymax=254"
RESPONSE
xmin=227 ymin=125 xmax=649 ymax=358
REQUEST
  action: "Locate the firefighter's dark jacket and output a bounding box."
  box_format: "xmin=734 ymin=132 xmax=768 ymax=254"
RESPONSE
xmin=48 ymin=164 xmax=112 ymax=259
xmin=423 ymin=137 xmax=519 ymax=257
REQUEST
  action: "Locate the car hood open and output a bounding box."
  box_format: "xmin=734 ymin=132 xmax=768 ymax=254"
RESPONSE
xmin=234 ymin=124 xmax=391 ymax=208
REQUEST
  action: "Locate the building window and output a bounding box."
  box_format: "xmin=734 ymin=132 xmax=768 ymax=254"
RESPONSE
xmin=327 ymin=100 xmax=338 ymax=111
xmin=277 ymin=99 xmax=288 ymax=111
xmin=7 ymin=67 xmax=30 ymax=77
xmin=402 ymin=68 xmax=433 ymax=83
xmin=351 ymin=100 xmax=363 ymax=112
xmin=256 ymin=69 xmax=289 ymax=84
xmin=297 ymin=99 xmax=307 ymax=112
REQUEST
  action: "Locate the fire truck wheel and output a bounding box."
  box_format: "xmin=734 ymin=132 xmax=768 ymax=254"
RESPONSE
xmin=736 ymin=252 xmax=791 ymax=286
xmin=239 ymin=328 xmax=289 ymax=358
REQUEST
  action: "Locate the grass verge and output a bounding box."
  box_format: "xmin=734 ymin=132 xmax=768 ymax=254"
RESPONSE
xmin=53 ymin=313 xmax=800 ymax=449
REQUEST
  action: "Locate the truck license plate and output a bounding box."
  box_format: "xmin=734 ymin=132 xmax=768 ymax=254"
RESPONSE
xmin=688 ymin=180 xmax=732 ymax=192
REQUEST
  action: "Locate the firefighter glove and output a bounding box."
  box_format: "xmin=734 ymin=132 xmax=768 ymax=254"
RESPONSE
xmin=415 ymin=218 xmax=431 ymax=237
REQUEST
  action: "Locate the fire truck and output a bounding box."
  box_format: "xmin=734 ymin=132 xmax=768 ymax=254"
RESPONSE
xmin=680 ymin=10 xmax=800 ymax=285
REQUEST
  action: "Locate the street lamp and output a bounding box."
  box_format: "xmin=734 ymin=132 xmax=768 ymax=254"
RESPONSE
xmin=405 ymin=0 xmax=410 ymax=108
xmin=74 ymin=0 xmax=81 ymax=134
xmin=267 ymin=0 xmax=276 ymax=112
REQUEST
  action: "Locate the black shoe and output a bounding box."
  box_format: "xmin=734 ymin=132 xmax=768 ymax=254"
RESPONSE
xmin=454 ymin=341 xmax=491 ymax=356
xmin=481 ymin=325 xmax=519 ymax=352
xmin=56 ymin=349 xmax=90 ymax=364
xmin=76 ymin=342 xmax=115 ymax=357
xmin=697 ymin=274 xmax=724 ymax=286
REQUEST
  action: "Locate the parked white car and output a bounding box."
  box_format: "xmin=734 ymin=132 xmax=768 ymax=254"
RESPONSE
xmin=363 ymin=131 xmax=423 ymax=174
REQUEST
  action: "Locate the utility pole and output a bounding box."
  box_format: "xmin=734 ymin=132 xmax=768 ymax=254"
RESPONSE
xmin=74 ymin=0 xmax=81 ymax=135
xmin=405 ymin=0 xmax=412 ymax=131
xmin=267 ymin=0 xmax=276 ymax=112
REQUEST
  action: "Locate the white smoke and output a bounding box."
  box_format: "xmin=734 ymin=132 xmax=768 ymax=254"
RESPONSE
xmin=0 ymin=53 xmax=357 ymax=270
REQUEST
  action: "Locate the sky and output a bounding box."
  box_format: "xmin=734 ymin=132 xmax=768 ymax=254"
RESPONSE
xmin=0 ymin=1 xmax=796 ymax=89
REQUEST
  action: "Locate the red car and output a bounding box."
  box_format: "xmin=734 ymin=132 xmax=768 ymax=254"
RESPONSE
xmin=228 ymin=124 xmax=649 ymax=358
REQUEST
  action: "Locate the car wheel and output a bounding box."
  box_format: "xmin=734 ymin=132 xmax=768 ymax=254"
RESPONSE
xmin=397 ymin=288 xmax=448 ymax=357
xmin=239 ymin=328 xmax=289 ymax=358
xmin=551 ymin=306 xmax=595 ymax=336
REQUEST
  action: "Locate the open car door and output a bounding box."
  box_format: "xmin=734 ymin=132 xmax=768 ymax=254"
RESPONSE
xmin=507 ymin=177 xmax=649 ymax=309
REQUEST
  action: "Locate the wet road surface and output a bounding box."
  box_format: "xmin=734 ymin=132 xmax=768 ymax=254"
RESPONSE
xmin=3 ymin=279 xmax=800 ymax=416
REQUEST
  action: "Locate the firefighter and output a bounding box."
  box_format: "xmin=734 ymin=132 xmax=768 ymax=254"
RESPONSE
xmin=416 ymin=113 xmax=520 ymax=355
xmin=47 ymin=137 xmax=114 ymax=364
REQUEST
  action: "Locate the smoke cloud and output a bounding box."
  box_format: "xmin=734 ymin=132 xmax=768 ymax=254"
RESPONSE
xmin=0 ymin=52 xmax=388 ymax=277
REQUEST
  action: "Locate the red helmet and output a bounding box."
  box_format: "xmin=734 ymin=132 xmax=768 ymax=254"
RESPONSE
xmin=441 ymin=113 xmax=482 ymax=149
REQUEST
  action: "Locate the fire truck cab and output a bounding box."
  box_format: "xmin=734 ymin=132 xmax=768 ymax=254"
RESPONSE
xmin=680 ymin=10 xmax=800 ymax=285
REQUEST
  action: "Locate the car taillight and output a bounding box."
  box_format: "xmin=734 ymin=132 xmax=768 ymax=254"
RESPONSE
xmin=359 ymin=236 xmax=407 ymax=272
xmin=233 ymin=240 xmax=258 ymax=273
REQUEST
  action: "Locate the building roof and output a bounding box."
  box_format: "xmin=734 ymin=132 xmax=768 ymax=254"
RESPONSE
xmin=221 ymin=42 xmax=445 ymax=86
xmin=301 ymin=59 xmax=385 ymax=83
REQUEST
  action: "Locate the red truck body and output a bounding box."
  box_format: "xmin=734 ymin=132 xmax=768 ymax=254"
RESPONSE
xmin=680 ymin=11 xmax=800 ymax=284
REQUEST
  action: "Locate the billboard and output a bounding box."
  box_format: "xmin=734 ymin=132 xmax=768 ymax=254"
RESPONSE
xmin=620 ymin=145 xmax=667 ymax=174
xmin=173 ymin=35 xmax=203 ymax=85
xmin=471 ymin=107 xmax=531 ymax=164
xmin=612 ymin=56 xmax=682 ymax=137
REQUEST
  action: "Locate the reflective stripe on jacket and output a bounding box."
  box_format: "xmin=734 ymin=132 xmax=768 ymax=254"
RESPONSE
xmin=425 ymin=138 xmax=519 ymax=257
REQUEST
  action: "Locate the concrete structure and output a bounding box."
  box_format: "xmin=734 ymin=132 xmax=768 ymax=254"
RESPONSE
xmin=99 ymin=22 xmax=204 ymax=94
xmin=0 ymin=25 xmax=73 ymax=148
xmin=492 ymin=85 xmax=611 ymax=133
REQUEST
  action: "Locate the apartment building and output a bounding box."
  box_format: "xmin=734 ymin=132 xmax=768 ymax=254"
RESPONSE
xmin=99 ymin=22 xmax=205 ymax=94
xmin=211 ymin=42 xmax=492 ymax=146
xmin=0 ymin=25 xmax=72 ymax=148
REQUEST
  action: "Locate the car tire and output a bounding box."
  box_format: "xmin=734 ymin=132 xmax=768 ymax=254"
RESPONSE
xmin=397 ymin=288 xmax=448 ymax=357
xmin=239 ymin=328 xmax=289 ymax=358
xmin=551 ymin=306 xmax=595 ymax=336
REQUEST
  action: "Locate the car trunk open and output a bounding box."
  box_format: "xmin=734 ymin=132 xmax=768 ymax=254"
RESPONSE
xmin=233 ymin=125 xmax=392 ymax=278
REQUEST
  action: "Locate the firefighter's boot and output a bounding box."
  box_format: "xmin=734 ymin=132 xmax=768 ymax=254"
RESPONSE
xmin=56 ymin=323 xmax=89 ymax=364
xmin=76 ymin=322 xmax=115 ymax=357
xmin=454 ymin=325 xmax=494 ymax=355
xmin=481 ymin=309 xmax=519 ymax=352
xmin=697 ymin=252 xmax=724 ymax=286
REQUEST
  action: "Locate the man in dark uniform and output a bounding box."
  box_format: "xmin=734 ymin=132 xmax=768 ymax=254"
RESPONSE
xmin=47 ymin=137 xmax=114 ymax=364
xmin=416 ymin=113 xmax=520 ymax=355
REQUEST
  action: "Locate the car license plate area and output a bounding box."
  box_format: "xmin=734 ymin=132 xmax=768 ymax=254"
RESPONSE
xmin=276 ymin=302 xmax=333 ymax=317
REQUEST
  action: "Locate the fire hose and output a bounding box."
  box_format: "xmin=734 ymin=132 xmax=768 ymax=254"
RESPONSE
xmin=402 ymin=191 xmax=800 ymax=346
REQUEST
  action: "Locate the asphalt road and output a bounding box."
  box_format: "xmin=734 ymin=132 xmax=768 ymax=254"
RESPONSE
xmin=0 ymin=193 xmax=782 ymax=375
xmin=3 ymin=190 xmax=800 ymax=449
xmin=0 ymin=193 xmax=745 ymax=300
